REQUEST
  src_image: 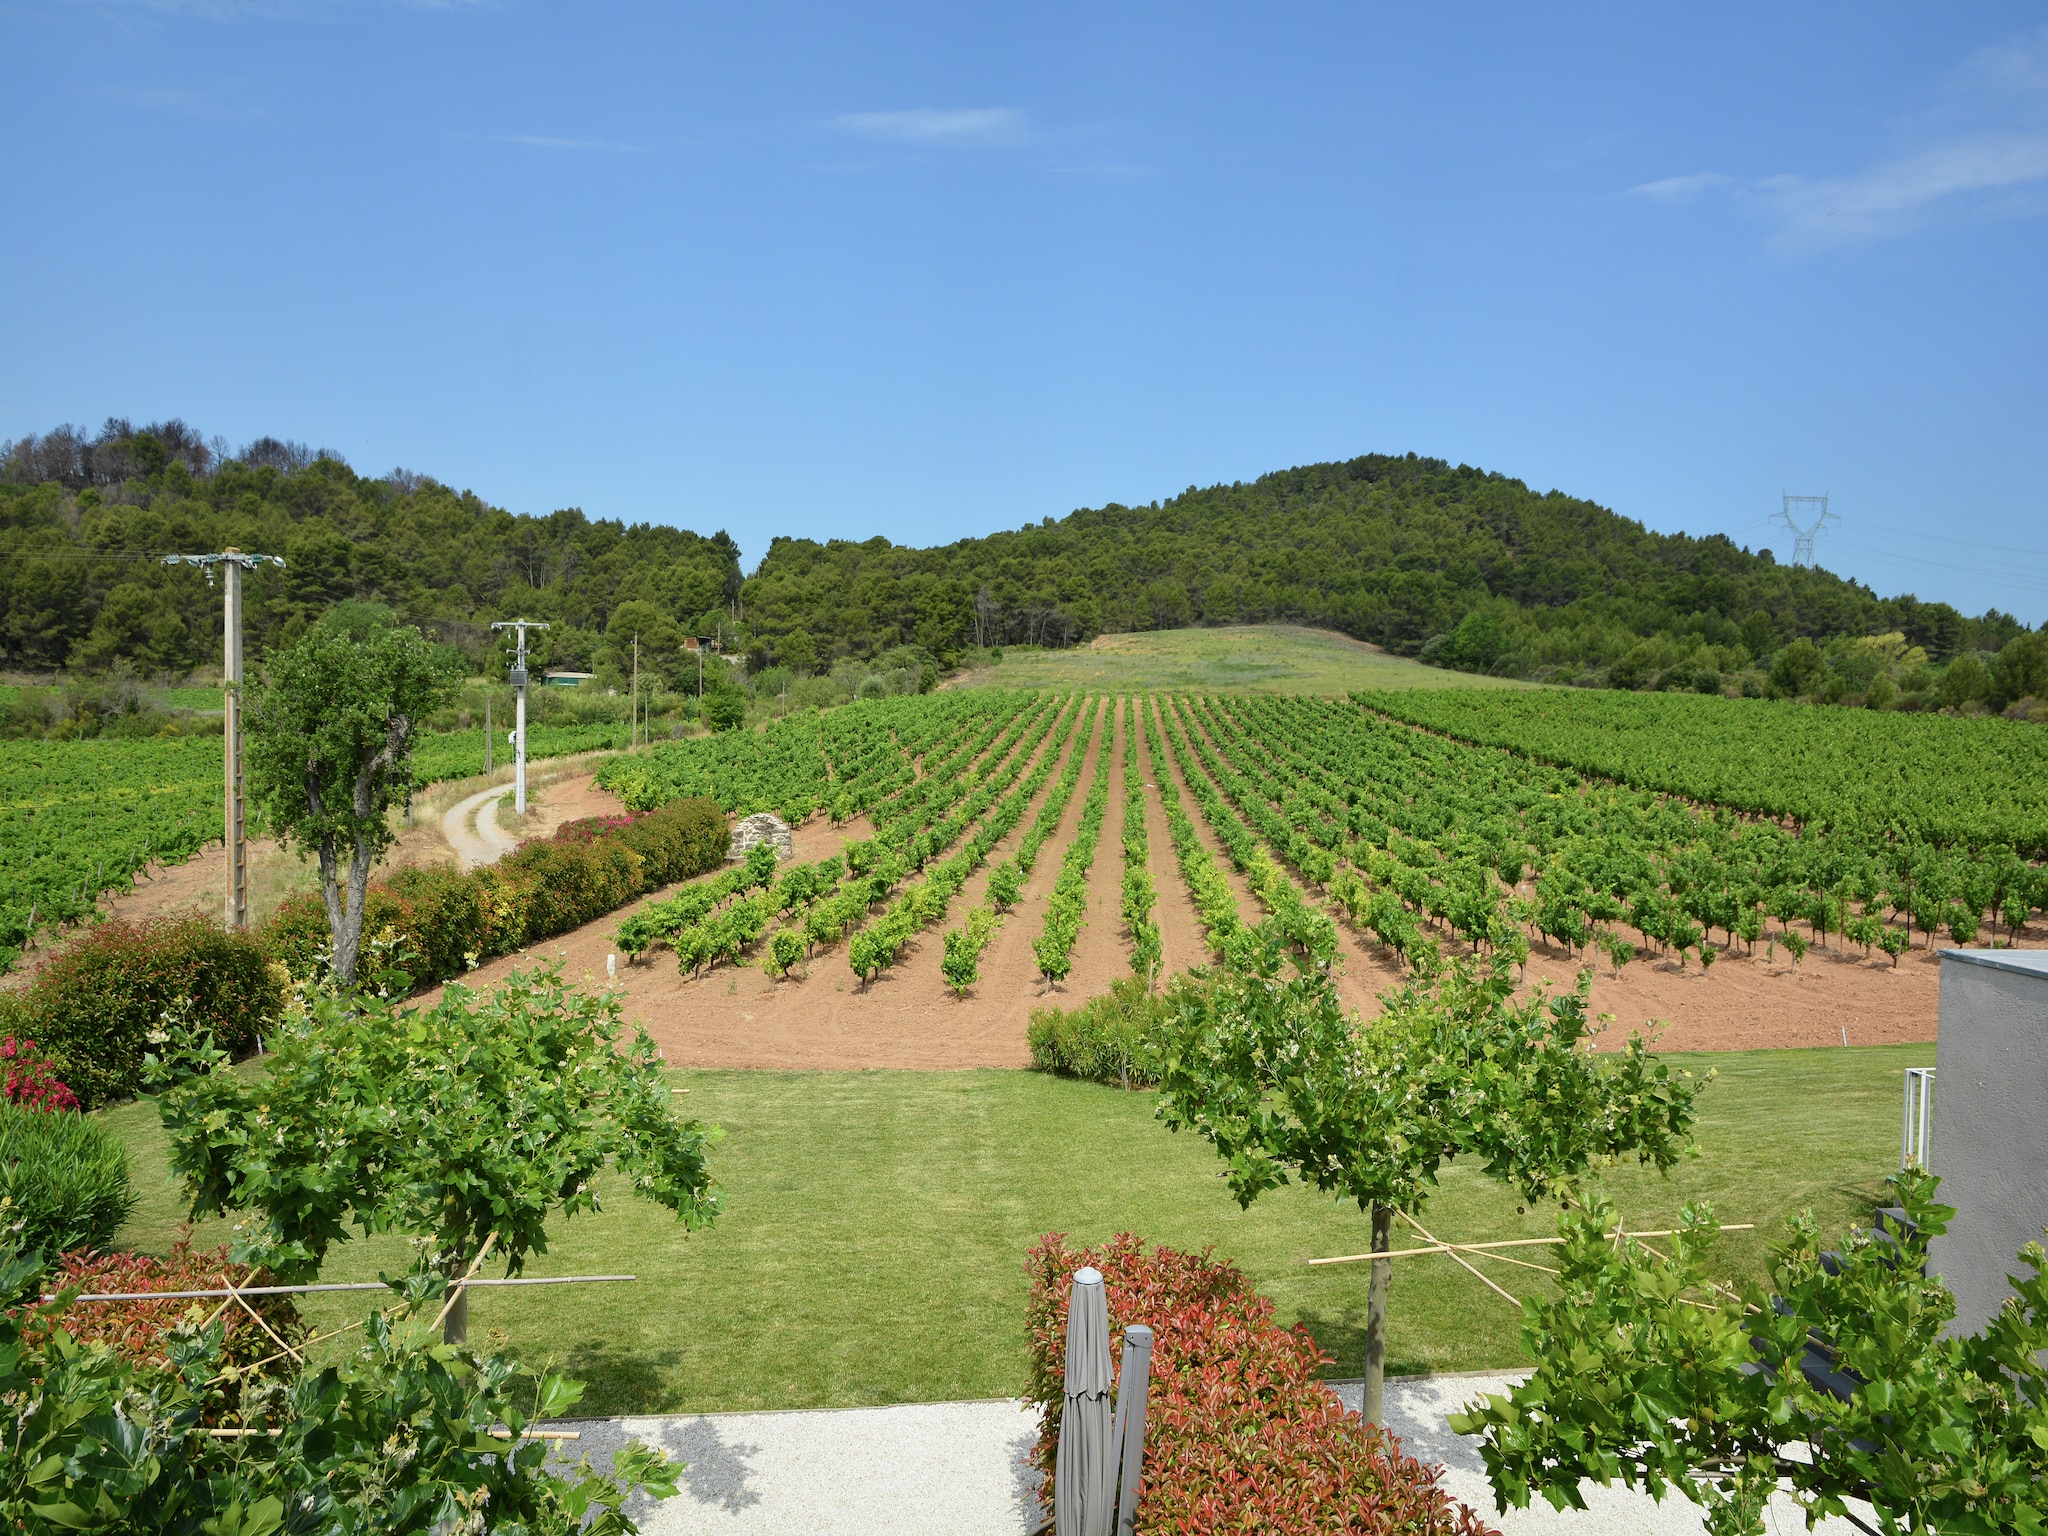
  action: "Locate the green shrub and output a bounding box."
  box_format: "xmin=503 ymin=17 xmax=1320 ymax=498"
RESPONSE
xmin=15 ymin=916 xmax=283 ymax=1108
xmin=1026 ymin=975 xmax=1173 ymax=1087
xmin=0 ymin=1099 xmax=134 ymax=1254
xmin=261 ymin=797 xmax=728 ymax=993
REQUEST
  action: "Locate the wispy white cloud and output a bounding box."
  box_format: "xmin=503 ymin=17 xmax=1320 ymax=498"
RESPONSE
xmin=1628 ymin=171 xmax=1731 ymax=203
xmin=474 ymin=134 xmax=648 ymax=153
xmin=831 ymin=108 xmax=1024 ymax=145
xmin=1629 ymin=24 xmax=2048 ymax=250
xmin=1760 ymin=133 xmax=2048 ymax=247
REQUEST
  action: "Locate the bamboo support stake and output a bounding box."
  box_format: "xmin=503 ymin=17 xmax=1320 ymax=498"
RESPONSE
xmin=225 ymin=1278 xmax=304 ymax=1365
xmin=1398 ymin=1210 xmax=1523 ymax=1309
xmin=1308 ymin=1225 xmax=1753 ymax=1267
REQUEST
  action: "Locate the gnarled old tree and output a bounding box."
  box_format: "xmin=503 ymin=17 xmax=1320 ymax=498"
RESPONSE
xmin=245 ymin=603 xmax=460 ymax=985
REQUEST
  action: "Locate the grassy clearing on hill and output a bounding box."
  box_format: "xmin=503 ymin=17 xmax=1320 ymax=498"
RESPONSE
xmin=105 ymin=1042 xmax=1925 ymax=1415
xmin=951 ymin=624 xmax=1534 ymax=696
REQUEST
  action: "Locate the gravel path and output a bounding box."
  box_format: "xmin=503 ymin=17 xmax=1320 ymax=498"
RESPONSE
xmin=442 ymin=783 xmax=518 ymax=870
xmin=552 ymin=1373 xmax=1868 ymax=1535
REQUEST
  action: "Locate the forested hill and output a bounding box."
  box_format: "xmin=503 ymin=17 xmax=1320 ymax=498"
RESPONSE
xmin=1 ymin=421 xmax=2028 ymax=687
xmin=742 ymin=454 xmax=2024 ymax=677
xmin=0 ymin=420 xmax=741 ymax=677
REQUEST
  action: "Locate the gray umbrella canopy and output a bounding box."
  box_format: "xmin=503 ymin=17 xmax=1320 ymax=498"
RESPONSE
xmin=1055 ymin=1267 xmax=1117 ymax=1536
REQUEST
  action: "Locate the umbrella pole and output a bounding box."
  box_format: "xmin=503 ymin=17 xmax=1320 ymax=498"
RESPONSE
xmin=1112 ymin=1325 xmax=1154 ymax=1536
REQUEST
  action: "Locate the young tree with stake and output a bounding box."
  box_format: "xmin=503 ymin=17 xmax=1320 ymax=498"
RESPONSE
xmin=156 ymin=964 xmax=720 ymax=1344
xmin=1156 ymin=924 xmax=1702 ymax=1425
xmin=243 ymin=606 xmax=461 ymax=986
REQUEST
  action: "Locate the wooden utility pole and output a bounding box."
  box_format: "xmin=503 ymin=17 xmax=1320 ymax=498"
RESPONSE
xmin=164 ymin=548 xmax=285 ymax=932
xmin=484 ymin=692 xmax=493 ymax=773
xmin=632 ymin=633 xmax=640 ymax=750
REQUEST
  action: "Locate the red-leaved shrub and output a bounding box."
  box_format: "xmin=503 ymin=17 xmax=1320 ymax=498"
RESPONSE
xmin=28 ymin=1239 xmax=308 ymax=1409
xmin=2 ymin=1035 xmax=79 ymax=1112
xmin=1025 ymin=1233 xmax=1496 ymax=1536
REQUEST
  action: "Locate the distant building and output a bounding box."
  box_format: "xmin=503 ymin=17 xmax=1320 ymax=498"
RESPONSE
xmin=542 ymin=671 xmax=596 ymax=688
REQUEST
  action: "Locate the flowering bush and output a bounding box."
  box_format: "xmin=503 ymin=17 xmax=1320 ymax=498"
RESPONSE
xmin=1024 ymin=1233 xmax=1495 ymax=1536
xmin=2 ymin=1035 xmax=78 ymax=1112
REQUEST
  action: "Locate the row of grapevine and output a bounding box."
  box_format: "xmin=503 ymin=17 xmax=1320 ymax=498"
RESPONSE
xmin=846 ymin=695 xmax=1078 ymax=986
xmin=940 ymin=698 xmax=1104 ymax=994
xmin=1140 ymin=697 xmax=1241 ymax=954
xmin=1358 ymin=687 xmax=2048 ymax=854
xmin=1118 ymin=698 xmax=1162 ymax=981
xmin=1031 ymin=700 xmax=1117 ymax=985
xmin=1158 ymin=696 xmax=1339 ymax=966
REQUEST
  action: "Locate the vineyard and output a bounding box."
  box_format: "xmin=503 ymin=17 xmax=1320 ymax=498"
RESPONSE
xmin=1360 ymin=687 xmax=2048 ymax=853
xmin=0 ymin=720 xmax=630 ymax=969
xmin=13 ymin=682 xmax=2045 ymax=1004
xmin=571 ymin=688 xmax=2046 ymax=1030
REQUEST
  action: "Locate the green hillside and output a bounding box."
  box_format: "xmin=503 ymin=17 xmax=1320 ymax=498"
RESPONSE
xmin=3 ymin=421 xmax=2032 ymax=701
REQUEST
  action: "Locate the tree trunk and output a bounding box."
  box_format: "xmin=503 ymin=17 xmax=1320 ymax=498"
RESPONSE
xmin=444 ymin=1267 xmax=469 ymax=1346
xmin=1363 ymin=1203 xmax=1393 ymax=1426
xmin=316 ymin=836 xmax=355 ymax=985
xmin=325 ymin=832 xmax=374 ymax=987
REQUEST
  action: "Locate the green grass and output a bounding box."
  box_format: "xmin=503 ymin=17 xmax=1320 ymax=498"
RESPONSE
xmin=955 ymin=624 xmax=1536 ymax=696
xmin=103 ymin=1044 xmax=1927 ymax=1415
xmin=158 ymin=686 xmax=225 ymax=712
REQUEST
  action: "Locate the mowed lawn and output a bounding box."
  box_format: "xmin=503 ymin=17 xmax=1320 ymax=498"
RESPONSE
xmin=105 ymin=1044 xmax=1927 ymax=1417
xmin=953 ymin=623 xmax=1537 ymax=696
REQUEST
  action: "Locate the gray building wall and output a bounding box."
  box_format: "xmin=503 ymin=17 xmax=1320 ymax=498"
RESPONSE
xmin=1929 ymin=949 xmax=2048 ymax=1335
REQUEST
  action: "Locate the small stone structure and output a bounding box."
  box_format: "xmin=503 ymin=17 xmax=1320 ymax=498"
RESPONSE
xmin=1929 ymin=947 xmax=2048 ymax=1334
xmin=727 ymin=811 xmax=794 ymax=863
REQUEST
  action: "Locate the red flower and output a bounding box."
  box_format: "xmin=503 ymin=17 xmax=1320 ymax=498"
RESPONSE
xmin=1 ymin=1036 xmax=80 ymax=1113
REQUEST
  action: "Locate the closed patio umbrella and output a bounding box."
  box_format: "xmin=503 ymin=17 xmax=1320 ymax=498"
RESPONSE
xmin=1055 ymin=1266 xmax=1116 ymax=1536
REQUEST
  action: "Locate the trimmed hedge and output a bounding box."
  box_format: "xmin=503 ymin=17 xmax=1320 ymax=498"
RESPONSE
xmin=262 ymin=796 xmax=728 ymax=989
xmin=0 ymin=1099 xmax=134 ymax=1255
xmin=1025 ymin=1233 xmax=1494 ymax=1536
xmin=1026 ymin=976 xmax=1175 ymax=1088
xmin=4 ymin=915 xmax=283 ymax=1109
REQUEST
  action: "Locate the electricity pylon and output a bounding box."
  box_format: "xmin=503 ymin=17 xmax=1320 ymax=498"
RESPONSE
xmin=1775 ymin=493 xmax=1838 ymax=567
xmin=163 ymin=548 xmax=286 ymax=931
xmin=490 ymin=620 xmax=550 ymax=813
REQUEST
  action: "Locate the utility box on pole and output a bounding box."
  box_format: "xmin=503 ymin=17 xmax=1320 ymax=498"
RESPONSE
xmin=1929 ymin=948 xmax=2048 ymax=1334
xmin=492 ymin=620 xmax=548 ymax=816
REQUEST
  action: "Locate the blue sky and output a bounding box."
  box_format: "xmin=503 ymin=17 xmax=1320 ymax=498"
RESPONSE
xmin=4 ymin=3 xmax=2045 ymax=623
